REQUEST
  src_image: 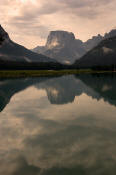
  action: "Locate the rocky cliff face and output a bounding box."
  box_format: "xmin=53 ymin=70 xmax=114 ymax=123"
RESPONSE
xmin=46 ymin=31 xmax=75 ymax=49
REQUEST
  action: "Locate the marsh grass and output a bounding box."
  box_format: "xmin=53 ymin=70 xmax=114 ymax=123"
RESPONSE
xmin=0 ymin=69 xmax=114 ymax=78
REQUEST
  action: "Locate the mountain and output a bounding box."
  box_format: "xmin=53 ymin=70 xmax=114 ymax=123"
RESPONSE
xmin=83 ymin=30 xmax=116 ymax=52
xmin=33 ymin=29 xmax=116 ymax=64
xmin=1 ymin=25 xmax=116 ymax=69
xmin=74 ymin=36 xmax=116 ymax=69
xmin=32 ymin=31 xmax=86 ymax=64
xmin=0 ymin=24 xmax=10 ymax=44
xmin=32 ymin=31 xmax=104 ymax=64
xmin=0 ymin=25 xmax=57 ymax=64
xmin=33 ymin=46 xmax=45 ymax=54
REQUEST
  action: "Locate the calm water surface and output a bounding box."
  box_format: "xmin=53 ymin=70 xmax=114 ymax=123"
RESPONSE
xmin=0 ymin=74 xmax=116 ymax=175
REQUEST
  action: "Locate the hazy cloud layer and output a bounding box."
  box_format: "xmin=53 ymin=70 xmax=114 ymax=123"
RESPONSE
xmin=0 ymin=0 xmax=116 ymax=48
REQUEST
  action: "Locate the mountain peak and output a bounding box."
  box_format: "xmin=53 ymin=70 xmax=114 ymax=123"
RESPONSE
xmin=0 ymin=25 xmax=10 ymax=45
xmin=46 ymin=30 xmax=75 ymax=49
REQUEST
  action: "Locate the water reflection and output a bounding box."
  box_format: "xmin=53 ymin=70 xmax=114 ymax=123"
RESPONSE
xmin=0 ymin=77 xmax=48 ymax=112
xmin=0 ymin=74 xmax=116 ymax=111
xmin=36 ymin=75 xmax=100 ymax=104
xmin=0 ymin=74 xmax=116 ymax=175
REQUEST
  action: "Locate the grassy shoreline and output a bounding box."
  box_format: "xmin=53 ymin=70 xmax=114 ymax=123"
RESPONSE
xmin=0 ymin=69 xmax=115 ymax=78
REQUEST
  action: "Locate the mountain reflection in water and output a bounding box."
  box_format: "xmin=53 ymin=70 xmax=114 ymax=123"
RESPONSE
xmin=0 ymin=74 xmax=116 ymax=175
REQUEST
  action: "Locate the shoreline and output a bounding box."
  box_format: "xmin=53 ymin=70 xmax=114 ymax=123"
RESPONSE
xmin=0 ymin=69 xmax=115 ymax=78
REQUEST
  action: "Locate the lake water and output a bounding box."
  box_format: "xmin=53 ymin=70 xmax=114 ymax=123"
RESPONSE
xmin=0 ymin=73 xmax=116 ymax=175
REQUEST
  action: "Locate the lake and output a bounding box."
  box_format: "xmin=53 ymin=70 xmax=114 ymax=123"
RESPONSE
xmin=0 ymin=73 xmax=116 ymax=175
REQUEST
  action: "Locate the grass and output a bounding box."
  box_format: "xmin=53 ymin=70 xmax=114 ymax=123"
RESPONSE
xmin=0 ymin=69 xmax=114 ymax=78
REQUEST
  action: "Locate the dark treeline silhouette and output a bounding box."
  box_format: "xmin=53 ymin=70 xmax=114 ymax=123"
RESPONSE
xmin=72 ymin=65 xmax=116 ymax=71
xmin=91 ymin=65 xmax=116 ymax=71
xmin=0 ymin=60 xmax=72 ymax=70
xmin=0 ymin=59 xmax=116 ymax=71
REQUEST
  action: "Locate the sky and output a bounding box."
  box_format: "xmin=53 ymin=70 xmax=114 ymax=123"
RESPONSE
xmin=0 ymin=0 xmax=116 ymax=49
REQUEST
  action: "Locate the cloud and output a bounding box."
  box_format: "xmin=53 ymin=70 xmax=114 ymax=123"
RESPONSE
xmin=0 ymin=0 xmax=116 ymax=48
xmin=14 ymin=0 xmax=113 ymax=19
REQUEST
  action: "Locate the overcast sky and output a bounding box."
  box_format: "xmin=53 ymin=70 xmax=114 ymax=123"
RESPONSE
xmin=0 ymin=0 xmax=116 ymax=48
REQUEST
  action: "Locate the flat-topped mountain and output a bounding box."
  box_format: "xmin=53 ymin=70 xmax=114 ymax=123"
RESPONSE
xmin=45 ymin=31 xmax=86 ymax=64
xmin=33 ymin=30 xmax=86 ymax=64
xmin=46 ymin=31 xmax=75 ymax=49
xmin=0 ymin=25 xmax=56 ymax=64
